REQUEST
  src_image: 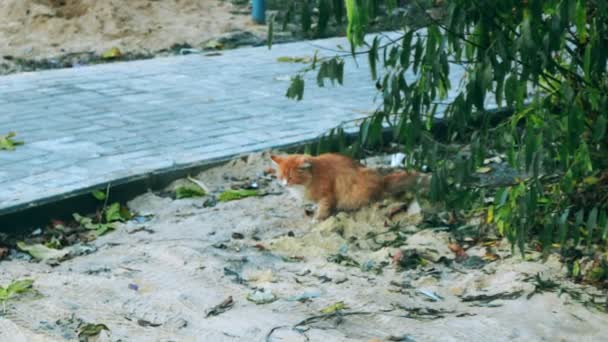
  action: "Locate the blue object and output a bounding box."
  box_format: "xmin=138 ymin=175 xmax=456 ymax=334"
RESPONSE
xmin=252 ymin=0 xmax=266 ymax=24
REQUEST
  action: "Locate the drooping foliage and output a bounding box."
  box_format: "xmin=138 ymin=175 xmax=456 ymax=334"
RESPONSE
xmin=270 ymin=0 xmax=608 ymax=256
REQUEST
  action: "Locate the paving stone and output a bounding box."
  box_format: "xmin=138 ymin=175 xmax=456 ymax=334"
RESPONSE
xmin=0 ymin=32 xmax=467 ymax=214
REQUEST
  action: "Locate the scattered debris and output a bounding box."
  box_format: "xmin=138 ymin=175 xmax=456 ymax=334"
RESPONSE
xmin=232 ymin=232 xmax=245 ymax=240
xmin=287 ymin=290 xmax=320 ymax=302
xmin=386 ymin=334 xmax=417 ymax=342
xmin=128 ymin=284 xmax=139 ymax=291
xmin=417 ymin=288 xmax=443 ymax=302
xmin=247 ymin=289 xmax=277 ymax=305
xmin=327 ymin=253 xmax=360 ymax=267
xmin=461 ymin=290 xmax=524 ymax=303
xmin=137 ymin=319 xmax=161 ymax=328
xmin=205 ymin=296 xmax=234 ymax=318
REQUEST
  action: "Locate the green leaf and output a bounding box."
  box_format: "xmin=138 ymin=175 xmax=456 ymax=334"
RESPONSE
xmin=78 ymin=323 xmax=110 ymax=338
xmin=558 ymin=209 xmax=570 ymax=248
xmin=599 ymin=210 xmax=608 ymax=241
xmin=368 ymin=36 xmax=379 ymax=80
xmin=345 ymin=0 xmax=367 ymax=47
xmin=586 ymin=206 xmax=598 ymax=250
xmin=413 ymin=38 xmax=423 ymax=73
xmin=277 ymin=56 xmax=313 ymax=64
xmin=105 ymin=203 xmax=122 ymax=223
xmin=218 ymin=189 xmax=260 ymax=202
xmin=583 ymin=44 xmax=592 ymax=81
xmin=95 ymin=223 xmax=116 ymax=236
xmin=175 ymin=183 xmax=206 ymax=199
xmin=574 ymin=208 xmax=584 ymax=247
xmin=0 ymin=132 xmax=24 ymax=151
xmin=320 ymin=301 xmax=348 ymax=314
xmin=286 ymin=75 xmax=305 ymax=100
xmin=541 ymin=221 xmax=553 ymax=257
xmin=267 ymin=14 xmax=274 ymax=49
xmin=317 ymin=0 xmax=331 ymax=35
xmin=301 ymin=1 xmax=312 ymax=33
xmin=91 ymin=190 xmax=106 ymax=201
xmin=504 ymin=74 xmax=517 ymax=107
xmin=400 ymin=31 xmax=413 ymax=69
xmin=6 ymin=279 xmax=34 ymax=297
xmin=572 ymin=260 xmax=581 ymax=278
xmin=575 ymin=0 xmax=587 ymax=43
xmin=593 ymin=115 xmax=607 ymax=142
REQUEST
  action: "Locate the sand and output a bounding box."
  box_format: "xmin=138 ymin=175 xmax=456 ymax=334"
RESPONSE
xmin=1 ymin=151 xmax=608 ymax=341
xmin=0 ymin=0 xmax=264 ymax=59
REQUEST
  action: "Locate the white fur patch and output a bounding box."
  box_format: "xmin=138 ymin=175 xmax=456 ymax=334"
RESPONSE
xmin=286 ymin=184 xmax=306 ymax=200
xmin=390 ymin=153 xmax=407 ymax=167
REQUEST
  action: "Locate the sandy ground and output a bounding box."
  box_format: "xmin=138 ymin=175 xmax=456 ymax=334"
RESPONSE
xmin=0 ymin=0 xmax=264 ymax=59
xmin=1 ymin=151 xmax=608 ymax=341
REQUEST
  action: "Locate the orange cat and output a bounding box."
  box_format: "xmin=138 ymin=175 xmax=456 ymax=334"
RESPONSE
xmin=271 ymin=153 xmax=429 ymax=221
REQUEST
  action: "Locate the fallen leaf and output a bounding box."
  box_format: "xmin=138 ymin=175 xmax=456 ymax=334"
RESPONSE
xmin=17 ymin=242 xmax=69 ymax=262
xmin=137 ymin=319 xmax=161 ymax=327
xmin=218 ymin=189 xmax=259 ymax=202
xmin=105 ymin=203 xmax=123 ymax=222
xmin=205 ymin=296 xmax=234 ymax=318
xmin=448 ymin=242 xmax=468 ymax=260
xmin=391 ymin=249 xmax=404 ymax=265
xmin=0 ymin=247 xmax=8 ymax=260
xmin=101 ymin=47 xmax=121 ymax=59
xmin=387 ymin=203 xmax=409 ymax=219
xmin=0 ymin=279 xmax=34 ymax=301
xmin=91 ymin=190 xmax=106 ymax=201
xmin=476 ymin=166 xmax=492 ymax=174
xmin=486 ymin=206 xmax=494 ymax=224
xmin=320 ymin=301 xmax=348 ymax=314
xmin=205 ymin=40 xmax=224 ymax=50
xmin=583 ymin=176 xmax=599 ymax=185
xmin=253 ymin=243 xmax=267 ymax=251
xmin=175 ymin=183 xmax=206 ymax=199
xmin=0 ymin=132 xmax=24 ymax=151
xmin=276 ymin=56 xmax=312 ymax=63
xmin=78 ymin=323 xmax=109 ymax=338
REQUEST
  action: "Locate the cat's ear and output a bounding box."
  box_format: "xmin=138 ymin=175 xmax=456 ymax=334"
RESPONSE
xmin=270 ymin=155 xmax=282 ymax=166
xmin=298 ymin=161 xmax=312 ymax=170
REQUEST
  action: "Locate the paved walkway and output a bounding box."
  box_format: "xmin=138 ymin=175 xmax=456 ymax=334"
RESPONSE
xmin=0 ymin=33 xmax=466 ymax=216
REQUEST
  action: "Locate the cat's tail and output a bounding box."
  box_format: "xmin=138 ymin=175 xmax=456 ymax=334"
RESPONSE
xmin=383 ymin=171 xmax=431 ymax=196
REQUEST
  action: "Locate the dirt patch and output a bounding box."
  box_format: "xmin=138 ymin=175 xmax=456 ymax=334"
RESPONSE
xmin=1 ymin=151 xmax=608 ymax=341
xmin=0 ymin=0 xmax=264 ymax=59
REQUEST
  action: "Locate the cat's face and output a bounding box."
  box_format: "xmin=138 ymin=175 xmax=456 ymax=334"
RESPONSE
xmin=271 ymin=155 xmax=312 ymax=187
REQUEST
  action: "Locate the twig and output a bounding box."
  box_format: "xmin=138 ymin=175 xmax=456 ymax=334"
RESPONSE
xmin=265 ymin=325 xmax=310 ymax=342
xmin=187 ymin=176 xmax=211 ymax=194
xmin=101 ymin=183 xmax=111 ymax=217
